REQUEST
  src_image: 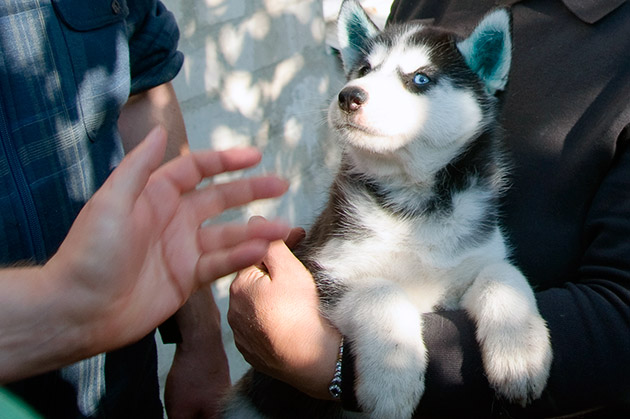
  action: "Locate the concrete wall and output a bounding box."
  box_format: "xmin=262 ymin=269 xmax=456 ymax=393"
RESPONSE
xmin=164 ymin=0 xmax=344 ymax=223
xmin=158 ymin=0 xmax=345 ymax=385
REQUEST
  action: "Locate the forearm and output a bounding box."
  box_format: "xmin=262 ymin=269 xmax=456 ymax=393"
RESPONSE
xmin=118 ymin=81 xmax=189 ymax=162
xmin=165 ymin=286 xmax=231 ymax=418
xmin=173 ymin=285 xmax=228 ymax=365
xmin=0 ymin=265 xmax=91 ymax=383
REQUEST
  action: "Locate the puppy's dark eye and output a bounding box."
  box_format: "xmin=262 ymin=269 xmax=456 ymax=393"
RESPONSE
xmin=357 ymin=64 xmax=371 ymax=77
xmin=413 ymin=73 xmax=431 ymax=86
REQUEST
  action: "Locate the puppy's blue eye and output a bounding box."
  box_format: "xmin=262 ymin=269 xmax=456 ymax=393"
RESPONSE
xmin=413 ymin=73 xmax=431 ymax=86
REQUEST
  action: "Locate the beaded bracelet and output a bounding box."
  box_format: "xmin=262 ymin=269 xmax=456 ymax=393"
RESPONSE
xmin=328 ymin=337 xmax=344 ymax=399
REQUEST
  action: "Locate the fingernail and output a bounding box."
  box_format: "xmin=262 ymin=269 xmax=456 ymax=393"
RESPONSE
xmin=248 ymin=215 xmax=266 ymax=224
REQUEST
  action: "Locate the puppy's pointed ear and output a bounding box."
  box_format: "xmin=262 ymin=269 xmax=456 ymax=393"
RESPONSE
xmin=457 ymin=8 xmax=512 ymax=94
xmin=337 ymin=0 xmax=380 ymax=76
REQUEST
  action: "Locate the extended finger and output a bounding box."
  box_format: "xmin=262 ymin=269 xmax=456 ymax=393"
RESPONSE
xmin=248 ymin=216 xmax=305 ymax=250
xmin=195 ymin=240 xmax=273 ymax=285
xmin=195 ymin=239 xmax=278 ymax=285
xmin=155 ymin=147 xmax=265 ymax=194
xmin=185 ymin=176 xmax=289 ymax=223
xmin=198 ymin=220 xmax=290 ymax=253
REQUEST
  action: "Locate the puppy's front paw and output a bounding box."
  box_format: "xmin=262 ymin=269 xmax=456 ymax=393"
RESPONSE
xmin=330 ymin=284 xmax=427 ymax=418
xmin=349 ymin=302 xmax=427 ymax=418
xmin=354 ymin=337 xmax=426 ymax=419
xmin=482 ymin=313 xmax=552 ymax=406
xmin=464 ymin=262 xmax=553 ymax=406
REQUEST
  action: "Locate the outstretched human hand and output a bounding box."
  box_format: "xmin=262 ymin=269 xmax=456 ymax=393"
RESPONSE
xmin=44 ymin=126 xmax=290 ymax=355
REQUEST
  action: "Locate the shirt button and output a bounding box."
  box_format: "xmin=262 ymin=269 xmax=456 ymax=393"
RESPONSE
xmin=111 ymin=0 xmax=122 ymax=15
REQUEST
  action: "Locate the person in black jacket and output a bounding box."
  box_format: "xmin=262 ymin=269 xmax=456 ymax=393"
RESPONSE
xmin=228 ymin=0 xmax=630 ymax=417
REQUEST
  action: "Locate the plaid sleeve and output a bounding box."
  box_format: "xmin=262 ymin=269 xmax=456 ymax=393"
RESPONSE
xmin=126 ymin=0 xmax=184 ymax=95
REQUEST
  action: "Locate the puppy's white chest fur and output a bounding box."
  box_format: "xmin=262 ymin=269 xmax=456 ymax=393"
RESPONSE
xmin=314 ymin=187 xmax=508 ymax=313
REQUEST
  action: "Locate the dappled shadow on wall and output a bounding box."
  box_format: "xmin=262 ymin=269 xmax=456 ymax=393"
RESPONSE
xmin=167 ymin=0 xmax=346 ymax=226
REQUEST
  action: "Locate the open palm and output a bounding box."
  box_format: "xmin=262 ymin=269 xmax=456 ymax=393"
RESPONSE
xmin=46 ymin=127 xmax=289 ymax=353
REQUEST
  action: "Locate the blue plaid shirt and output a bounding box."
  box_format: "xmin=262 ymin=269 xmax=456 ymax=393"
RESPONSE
xmin=0 ymin=0 xmax=183 ymax=417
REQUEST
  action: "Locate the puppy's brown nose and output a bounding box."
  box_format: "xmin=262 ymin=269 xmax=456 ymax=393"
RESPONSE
xmin=338 ymin=86 xmax=368 ymax=113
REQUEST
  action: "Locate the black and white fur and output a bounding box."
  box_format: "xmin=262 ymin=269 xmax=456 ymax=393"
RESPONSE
xmin=223 ymin=1 xmax=552 ymax=417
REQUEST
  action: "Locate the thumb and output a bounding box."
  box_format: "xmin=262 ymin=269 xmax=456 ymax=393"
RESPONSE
xmin=106 ymin=126 xmax=168 ymax=207
xmin=263 ymin=239 xmax=306 ymax=282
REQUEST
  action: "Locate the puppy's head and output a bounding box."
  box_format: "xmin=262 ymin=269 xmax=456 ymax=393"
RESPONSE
xmin=329 ymin=0 xmax=512 ymax=179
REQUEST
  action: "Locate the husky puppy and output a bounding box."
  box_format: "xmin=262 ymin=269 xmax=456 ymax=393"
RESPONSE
xmin=223 ymin=1 xmax=552 ymax=417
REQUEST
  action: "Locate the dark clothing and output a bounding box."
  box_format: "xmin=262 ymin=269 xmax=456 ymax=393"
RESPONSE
xmin=342 ymin=0 xmax=630 ymax=417
xmin=0 ymin=0 xmax=183 ymax=417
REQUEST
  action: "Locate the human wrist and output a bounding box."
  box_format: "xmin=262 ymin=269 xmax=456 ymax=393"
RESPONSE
xmin=40 ymin=260 xmax=99 ymax=357
xmin=42 ymin=247 xmax=124 ymax=358
xmin=173 ymin=286 xmax=223 ymax=351
xmin=0 ymin=264 xmax=91 ymax=382
xmin=283 ymin=319 xmax=342 ymax=400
